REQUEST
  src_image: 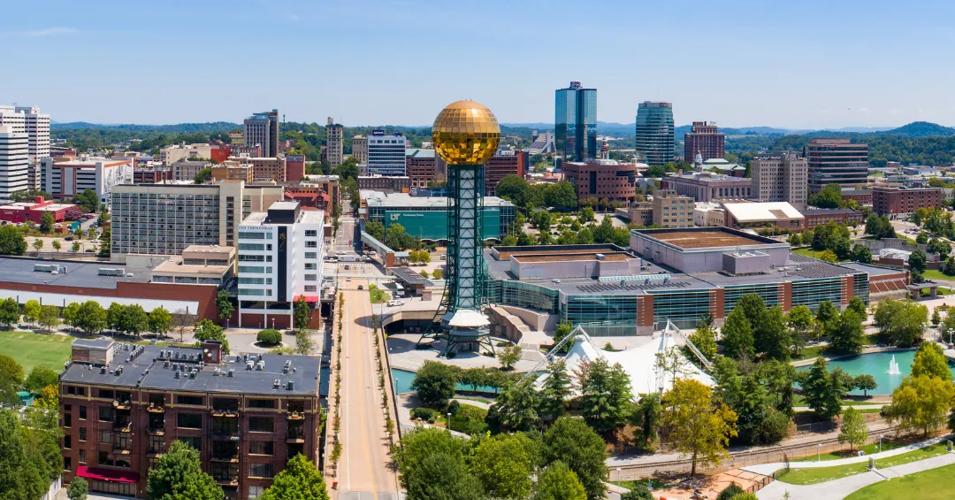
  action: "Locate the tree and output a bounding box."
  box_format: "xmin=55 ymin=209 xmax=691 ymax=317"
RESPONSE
xmin=850 ymin=243 xmax=872 ymax=263
xmin=260 ymin=453 xmax=328 ymax=500
xmin=32 ymin=238 xmax=43 ymax=255
xmin=847 ymin=296 xmax=867 ymax=317
xmin=257 ymin=329 xmax=282 ymax=346
xmin=0 ymin=410 xmax=47 ymax=500
xmin=412 ymin=361 xmax=457 ymax=408
xmin=800 ymin=358 xmax=844 ymax=420
xmin=838 ymin=407 xmax=868 ymax=451
xmin=660 ymin=379 xmax=738 ymax=476
xmin=146 ymin=440 xmax=224 ymax=499
xmin=816 ymin=300 xmax=838 ymax=326
xmin=827 ymin=309 xmax=866 ymax=355
xmin=632 ymin=393 xmax=662 ymax=450
xmin=933 ymin=308 xmax=942 ymax=327
xmin=0 ymin=225 xmax=26 ymax=255
xmin=51 ymin=239 xmax=62 ymax=254
xmin=71 ymin=241 xmax=81 ymax=253
xmin=911 ymin=342 xmax=952 ymax=381
xmin=532 ymin=461 xmax=587 ymax=500
xmin=864 ymin=214 xmax=896 ymax=239
xmin=497 ymin=174 xmax=533 ymax=207
xmin=68 ymin=477 xmax=89 ymax=500
xmin=293 ymin=296 xmax=310 ymax=331
xmin=75 ymin=301 xmax=106 ymax=335
xmin=717 ymin=483 xmax=745 ymax=500
xmin=72 ymin=189 xmax=100 ymax=213
xmin=578 ymin=358 xmax=633 ymax=435
xmin=538 ymin=360 xmax=571 ymax=424
xmin=497 ymin=344 xmax=522 ymax=370
xmin=786 ymin=305 xmax=818 ymax=354
xmin=24 ymin=366 xmax=59 ymax=393
xmin=123 ymin=304 xmax=149 ymax=337
xmin=874 ymin=300 xmax=927 ymax=347
xmin=193 ymin=167 xmax=213 ymax=184
xmin=432 ymin=268 xmax=444 ymax=280
xmin=0 ymin=298 xmax=18 ymax=327
xmin=721 ymin=308 xmax=754 ymax=360
xmin=486 ymin=379 xmax=541 ymax=433
xmin=854 ymin=374 xmax=877 ymax=398
xmin=39 ymin=212 xmax=55 ymax=233
xmin=393 ymin=428 xmax=483 ymax=500
xmin=193 ymin=319 xmax=229 ymax=353
xmin=23 ymin=299 xmax=41 ymax=326
xmin=808 ymin=184 xmax=843 ymax=209
xmin=620 ymin=484 xmax=654 ymax=500
xmin=471 ymin=433 xmax=536 ymax=499
xmin=149 ymin=307 xmax=172 ymax=338
xmin=542 ymin=417 xmax=608 ymax=500
xmin=884 ymin=375 xmax=955 ymax=436
xmin=755 ymin=306 xmax=791 ymax=360
xmin=62 ymin=302 xmax=81 ymax=331
xmin=215 ymin=290 xmax=234 ymax=324
xmin=687 ymin=324 xmax=718 ymax=361
xmin=909 ymin=249 xmax=928 ymax=274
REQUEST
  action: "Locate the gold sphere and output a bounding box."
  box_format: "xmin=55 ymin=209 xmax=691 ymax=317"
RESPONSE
xmin=432 ymin=99 xmax=500 ymax=165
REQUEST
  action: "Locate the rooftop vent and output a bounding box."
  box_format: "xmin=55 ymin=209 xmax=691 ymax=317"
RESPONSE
xmin=286 ymin=380 xmax=294 ymax=391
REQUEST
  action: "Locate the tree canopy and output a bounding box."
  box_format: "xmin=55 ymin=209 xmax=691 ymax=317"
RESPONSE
xmin=260 ymin=454 xmax=328 ymax=500
xmin=145 ymin=441 xmax=224 ymax=500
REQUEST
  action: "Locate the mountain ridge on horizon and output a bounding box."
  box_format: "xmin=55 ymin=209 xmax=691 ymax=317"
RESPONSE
xmin=51 ymin=120 xmax=955 ymax=139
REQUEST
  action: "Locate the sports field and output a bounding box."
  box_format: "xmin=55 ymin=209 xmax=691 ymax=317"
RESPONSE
xmin=0 ymin=331 xmax=74 ymax=373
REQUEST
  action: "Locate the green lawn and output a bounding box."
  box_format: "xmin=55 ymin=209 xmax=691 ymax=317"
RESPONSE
xmin=794 ymin=438 xmax=907 ymax=462
xmin=0 ymin=331 xmax=74 ymax=372
xmin=921 ymin=269 xmax=953 ymax=282
xmin=778 ymin=442 xmax=950 ymax=485
xmin=845 ymin=461 xmax=955 ymax=499
xmin=793 ymin=334 xmax=879 ymax=361
xmin=793 ymin=247 xmax=833 ymax=260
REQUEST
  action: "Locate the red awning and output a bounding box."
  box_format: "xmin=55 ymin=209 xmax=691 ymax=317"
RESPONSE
xmin=294 ymin=294 xmax=319 ymax=304
xmin=76 ymin=465 xmax=140 ymax=484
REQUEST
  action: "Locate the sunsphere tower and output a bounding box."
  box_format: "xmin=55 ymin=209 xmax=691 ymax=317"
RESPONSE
xmin=426 ymin=99 xmax=501 ymax=355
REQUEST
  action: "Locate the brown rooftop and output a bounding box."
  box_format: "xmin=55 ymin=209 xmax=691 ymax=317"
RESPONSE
xmin=647 ymin=229 xmax=769 ymax=249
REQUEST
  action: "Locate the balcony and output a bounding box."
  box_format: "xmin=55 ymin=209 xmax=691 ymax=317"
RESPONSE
xmin=113 ymin=420 xmax=132 ymax=433
xmin=286 ymin=427 xmax=305 ymax=444
xmin=216 ymin=478 xmax=239 ymax=487
xmin=112 ymin=400 xmax=132 ymax=411
xmin=146 ymin=404 xmax=165 ymax=413
xmin=286 ymin=411 xmax=305 ymax=421
xmin=210 ymin=454 xmax=240 ymax=464
xmin=211 ymin=409 xmax=239 ymax=418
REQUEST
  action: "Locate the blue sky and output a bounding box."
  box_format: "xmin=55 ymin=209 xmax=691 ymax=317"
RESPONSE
xmin=3 ymin=0 xmax=955 ymax=128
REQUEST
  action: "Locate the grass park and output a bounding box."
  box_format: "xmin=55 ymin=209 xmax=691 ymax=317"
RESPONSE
xmin=0 ymin=330 xmax=73 ymax=373
xmin=777 ymin=441 xmax=951 ymax=485
xmin=845 ymin=461 xmax=955 ymax=499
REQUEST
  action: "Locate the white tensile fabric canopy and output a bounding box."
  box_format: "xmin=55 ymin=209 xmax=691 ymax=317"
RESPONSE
xmin=561 ymin=329 xmax=714 ymax=395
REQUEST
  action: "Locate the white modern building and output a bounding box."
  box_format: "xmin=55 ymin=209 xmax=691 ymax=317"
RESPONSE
xmin=237 ymin=201 xmax=324 ymax=329
xmin=41 ymin=156 xmax=133 ymax=203
xmin=0 ymin=125 xmax=29 ymax=201
xmin=15 ymin=106 xmax=51 ymax=160
xmin=751 ymin=154 xmax=809 ymax=209
xmin=366 ymin=130 xmax=406 ymax=176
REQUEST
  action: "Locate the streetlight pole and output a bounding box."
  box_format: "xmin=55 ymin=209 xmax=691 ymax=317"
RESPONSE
xmin=447 ymin=412 xmax=452 ymax=434
xmin=879 ymin=434 xmax=883 ymax=453
xmin=817 ymin=443 xmax=821 ymax=462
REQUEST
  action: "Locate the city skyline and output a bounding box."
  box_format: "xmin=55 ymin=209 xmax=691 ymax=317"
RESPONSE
xmin=4 ymin=0 xmax=955 ymax=128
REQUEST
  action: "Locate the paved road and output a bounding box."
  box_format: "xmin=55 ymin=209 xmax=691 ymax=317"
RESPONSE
xmin=337 ymin=279 xmax=400 ymax=499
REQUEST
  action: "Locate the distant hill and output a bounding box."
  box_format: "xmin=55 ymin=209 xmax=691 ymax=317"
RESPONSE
xmin=53 ymin=121 xmax=240 ymax=133
xmin=878 ymin=121 xmax=955 ymax=137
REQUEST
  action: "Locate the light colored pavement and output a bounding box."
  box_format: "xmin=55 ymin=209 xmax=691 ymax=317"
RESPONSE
xmin=743 ymin=435 xmax=949 ymax=476
xmin=336 ymin=280 xmax=401 ymax=499
xmin=757 ymin=450 xmax=955 ymax=499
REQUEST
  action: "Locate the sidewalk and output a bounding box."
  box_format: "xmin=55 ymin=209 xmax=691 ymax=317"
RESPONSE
xmin=742 ymin=434 xmax=948 ymax=476
xmin=757 ymin=451 xmax=955 ymax=499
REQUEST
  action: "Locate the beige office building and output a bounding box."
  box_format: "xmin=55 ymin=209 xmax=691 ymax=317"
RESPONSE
xmin=326 ymin=117 xmax=344 ymax=167
xmin=751 ymin=154 xmax=808 ymax=209
xmin=652 ymin=190 xmax=694 ymax=228
xmin=110 ymin=180 xmax=283 ymax=259
xmin=351 ymin=135 xmax=368 ymax=164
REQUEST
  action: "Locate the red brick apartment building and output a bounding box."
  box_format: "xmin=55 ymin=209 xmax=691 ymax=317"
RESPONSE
xmin=871 ymin=185 xmax=944 ymax=215
xmin=60 ymin=339 xmax=321 ymax=499
xmin=561 ymin=159 xmax=638 ymax=205
xmin=485 ymin=151 xmax=527 ymax=196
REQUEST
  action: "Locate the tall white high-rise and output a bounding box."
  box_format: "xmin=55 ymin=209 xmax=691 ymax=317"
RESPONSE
xmin=14 ymin=106 xmax=51 ymax=160
xmin=751 ymin=154 xmax=808 ymax=209
xmin=0 ymin=125 xmax=29 ymax=201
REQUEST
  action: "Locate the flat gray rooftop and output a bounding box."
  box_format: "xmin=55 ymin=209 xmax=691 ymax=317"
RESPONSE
xmin=61 ymin=343 xmax=320 ymax=396
xmin=0 ymin=257 xmax=150 ymax=289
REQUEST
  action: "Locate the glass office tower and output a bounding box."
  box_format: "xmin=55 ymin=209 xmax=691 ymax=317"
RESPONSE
xmin=635 ymin=101 xmax=675 ymax=166
xmin=555 ymin=81 xmax=597 ymax=163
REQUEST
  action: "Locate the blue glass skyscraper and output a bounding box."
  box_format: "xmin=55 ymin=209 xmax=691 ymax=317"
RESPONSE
xmin=555 ymin=81 xmax=597 ymax=163
xmin=635 ymin=101 xmax=675 ymax=166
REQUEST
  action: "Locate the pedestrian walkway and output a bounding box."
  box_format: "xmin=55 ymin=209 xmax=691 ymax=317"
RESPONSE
xmin=757 ymin=451 xmax=955 ymax=499
xmin=743 ymin=435 xmax=948 ymax=476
